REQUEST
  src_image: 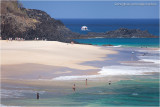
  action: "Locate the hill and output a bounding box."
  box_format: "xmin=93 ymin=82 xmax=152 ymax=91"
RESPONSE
xmin=1 ymin=0 xmax=80 ymax=42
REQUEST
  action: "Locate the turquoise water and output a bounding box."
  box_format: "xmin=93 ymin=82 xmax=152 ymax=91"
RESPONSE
xmin=74 ymin=38 xmax=159 ymax=47
xmin=67 ymin=79 xmax=159 ymax=106
xmin=2 ymin=77 xmax=159 ymax=106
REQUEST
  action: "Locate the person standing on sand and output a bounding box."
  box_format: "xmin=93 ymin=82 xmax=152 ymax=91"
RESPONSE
xmin=72 ymin=84 xmax=76 ymax=91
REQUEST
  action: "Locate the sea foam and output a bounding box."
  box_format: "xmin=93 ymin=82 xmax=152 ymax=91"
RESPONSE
xmin=53 ymin=49 xmax=160 ymax=80
xmin=113 ymin=45 xmax=122 ymax=47
xmin=53 ymin=65 xmax=159 ymax=80
xmin=99 ymin=66 xmax=159 ymax=75
xmin=137 ymin=49 xmax=160 ymax=64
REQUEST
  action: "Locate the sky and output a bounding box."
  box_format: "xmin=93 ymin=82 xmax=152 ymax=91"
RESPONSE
xmin=20 ymin=1 xmax=159 ymax=19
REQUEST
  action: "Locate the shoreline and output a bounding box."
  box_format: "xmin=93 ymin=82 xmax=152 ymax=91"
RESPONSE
xmin=1 ymin=40 xmax=117 ymax=80
xmin=1 ymin=40 xmax=159 ymax=79
xmin=1 ymin=40 xmax=159 ymax=82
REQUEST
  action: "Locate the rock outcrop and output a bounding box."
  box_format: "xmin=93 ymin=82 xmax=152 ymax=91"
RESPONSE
xmin=1 ymin=0 xmax=80 ymax=42
xmin=80 ymin=28 xmax=158 ymax=38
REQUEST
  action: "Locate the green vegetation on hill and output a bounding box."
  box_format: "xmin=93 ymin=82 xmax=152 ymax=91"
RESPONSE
xmin=1 ymin=0 xmax=80 ymax=42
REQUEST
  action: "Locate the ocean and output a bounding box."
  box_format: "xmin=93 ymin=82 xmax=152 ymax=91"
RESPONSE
xmin=1 ymin=77 xmax=159 ymax=106
xmin=60 ymin=19 xmax=160 ymax=106
xmin=60 ymin=19 xmax=159 ymax=47
xmin=60 ymin=19 xmax=159 ymax=35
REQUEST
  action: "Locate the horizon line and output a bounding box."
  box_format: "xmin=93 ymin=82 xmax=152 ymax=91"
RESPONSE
xmin=55 ymin=18 xmax=159 ymax=19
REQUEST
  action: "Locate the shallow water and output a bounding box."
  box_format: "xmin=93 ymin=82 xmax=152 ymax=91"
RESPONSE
xmin=1 ymin=76 xmax=159 ymax=106
xmin=66 ymin=76 xmax=159 ymax=106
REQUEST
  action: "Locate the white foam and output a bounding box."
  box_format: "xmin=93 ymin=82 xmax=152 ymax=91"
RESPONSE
xmin=53 ymin=49 xmax=160 ymax=81
xmin=137 ymin=49 xmax=160 ymax=55
xmin=132 ymin=93 xmax=139 ymax=96
xmin=99 ymin=66 xmax=159 ymax=75
xmin=53 ymin=75 xmax=104 ymax=80
xmin=53 ymin=65 xmax=159 ymax=80
xmin=113 ymin=45 xmax=122 ymax=47
xmin=137 ymin=49 xmax=160 ymax=64
xmin=139 ymin=58 xmax=160 ymax=64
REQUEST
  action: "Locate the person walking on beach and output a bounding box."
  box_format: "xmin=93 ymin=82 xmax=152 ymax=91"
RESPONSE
xmin=72 ymin=84 xmax=76 ymax=92
xmin=37 ymin=93 xmax=39 ymax=99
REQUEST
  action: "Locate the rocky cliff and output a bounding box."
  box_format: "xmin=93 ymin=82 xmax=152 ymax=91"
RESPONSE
xmin=1 ymin=0 xmax=80 ymax=42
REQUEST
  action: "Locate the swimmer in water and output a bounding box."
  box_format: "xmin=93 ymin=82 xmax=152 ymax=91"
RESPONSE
xmin=72 ymin=84 xmax=76 ymax=91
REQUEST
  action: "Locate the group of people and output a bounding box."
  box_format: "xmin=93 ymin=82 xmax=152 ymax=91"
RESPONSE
xmin=72 ymin=79 xmax=88 ymax=92
xmin=36 ymin=79 xmax=112 ymax=100
xmin=6 ymin=37 xmax=25 ymax=41
xmin=72 ymin=79 xmax=112 ymax=92
xmin=4 ymin=37 xmax=47 ymax=41
xmin=34 ymin=37 xmax=47 ymax=41
xmin=15 ymin=37 xmax=25 ymax=41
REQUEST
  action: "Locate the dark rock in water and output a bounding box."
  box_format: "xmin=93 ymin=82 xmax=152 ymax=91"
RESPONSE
xmin=102 ymin=44 xmax=114 ymax=46
xmin=105 ymin=28 xmax=157 ymax=38
xmin=80 ymin=28 xmax=158 ymax=38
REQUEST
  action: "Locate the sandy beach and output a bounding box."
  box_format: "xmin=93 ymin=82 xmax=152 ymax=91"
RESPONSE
xmin=1 ymin=0 xmax=159 ymax=106
xmin=1 ymin=40 xmax=117 ymax=80
xmin=1 ymin=40 xmax=159 ymax=81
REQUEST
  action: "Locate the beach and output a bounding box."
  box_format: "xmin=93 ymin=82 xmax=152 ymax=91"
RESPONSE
xmin=1 ymin=40 xmax=117 ymax=79
xmin=1 ymin=40 xmax=159 ymax=106
xmin=1 ymin=0 xmax=159 ymax=106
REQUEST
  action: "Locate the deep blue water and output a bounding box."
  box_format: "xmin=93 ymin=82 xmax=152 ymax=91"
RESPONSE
xmin=60 ymin=19 xmax=159 ymax=47
xmin=60 ymin=19 xmax=159 ymax=36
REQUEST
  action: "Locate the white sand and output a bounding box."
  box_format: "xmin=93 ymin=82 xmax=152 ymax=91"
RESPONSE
xmin=1 ymin=40 xmax=117 ymax=71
